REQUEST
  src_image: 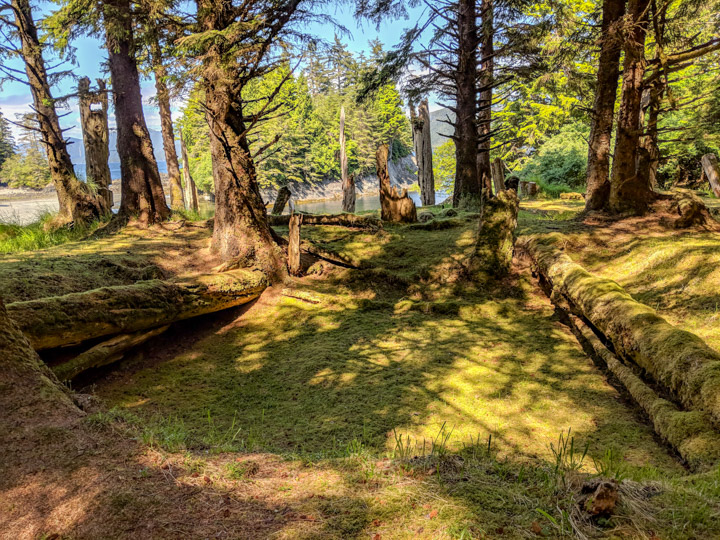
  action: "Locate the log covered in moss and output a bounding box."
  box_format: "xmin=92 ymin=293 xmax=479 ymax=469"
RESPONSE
xmin=467 ymin=189 xmax=519 ymax=280
xmin=520 ymin=233 xmax=720 ymax=428
xmin=8 ymin=270 xmax=267 ymax=351
xmin=671 ymin=191 xmax=717 ymax=229
xmin=268 ymin=213 xmax=381 ymax=230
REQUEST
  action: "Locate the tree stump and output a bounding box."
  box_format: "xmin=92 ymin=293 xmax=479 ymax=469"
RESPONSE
xmin=527 ymin=182 xmax=538 ymax=198
xmin=377 ymin=144 xmax=417 ymax=223
xmin=468 ymin=189 xmax=519 ymax=280
xmin=518 ymin=180 xmax=529 ymax=198
xmin=491 ymin=158 xmax=506 ymax=195
xmin=288 ymin=214 xmax=303 ymax=276
xmin=701 ymin=154 xmax=720 ymax=198
xmin=180 ymin=129 xmax=199 ymax=212
xmin=671 ymin=191 xmax=716 ymax=228
xmin=272 ymin=186 xmax=292 ymax=215
xmin=78 ymin=77 xmax=113 ymax=211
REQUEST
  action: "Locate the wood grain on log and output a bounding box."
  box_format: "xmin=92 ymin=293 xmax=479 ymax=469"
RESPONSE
xmin=288 ymin=214 xmax=303 ymax=276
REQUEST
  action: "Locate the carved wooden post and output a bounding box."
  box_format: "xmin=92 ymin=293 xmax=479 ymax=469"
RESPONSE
xmin=78 ymin=77 xmax=113 ymax=211
xmin=418 ymin=99 xmax=435 ymax=206
xmin=701 ymin=154 xmax=720 ymax=198
xmin=179 ymin=128 xmax=199 ymax=212
xmin=288 ymin=213 xmax=303 ymax=276
xmin=491 ymin=157 xmax=506 ymax=195
xmin=340 ymin=107 xmax=355 ymax=212
xmin=377 ymin=144 xmax=417 ymax=223
xmin=272 ymin=186 xmax=292 ymax=215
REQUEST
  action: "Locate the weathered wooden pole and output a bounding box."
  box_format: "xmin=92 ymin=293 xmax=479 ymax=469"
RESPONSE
xmin=701 ymin=154 xmax=720 ymax=197
xmin=272 ymin=186 xmax=292 ymax=215
xmin=377 ymin=144 xmax=417 ymax=223
xmin=288 ymin=213 xmax=303 ymax=276
xmin=340 ymin=107 xmax=355 ymax=212
xmin=491 ymin=157 xmax=505 ymax=195
xmin=78 ymin=77 xmax=113 ymax=211
xmin=417 ymin=99 xmax=435 ymax=206
xmin=179 ymin=128 xmax=199 ymax=212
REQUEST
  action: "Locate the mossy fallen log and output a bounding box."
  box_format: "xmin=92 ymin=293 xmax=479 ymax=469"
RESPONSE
xmin=268 ymin=213 xmax=381 ymax=230
xmin=467 ymin=189 xmax=519 ymax=280
xmin=8 ymin=270 xmax=267 ymax=351
xmin=670 ymin=191 xmax=717 ymax=228
xmin=520 ymin=233 xmax=720 ymax=428
xmin=569 ymin=314 xmax=720 ymax=470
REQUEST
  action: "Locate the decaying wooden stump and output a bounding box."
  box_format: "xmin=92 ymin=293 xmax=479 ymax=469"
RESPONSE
xmin=527 ymin=182 xmax=538 ymax=198
xmin=671 ymin=190 xmax=716 ymax=228
xmin=8 ymin=270 xmax=267 ymax=351
xmin=342 ymin=173 xmax=356 ymax=214
xmin=518 ymin=180 xmax=529 ymax=198
xmin=701 ymin=154 xmax=720 ymax=197
xmin=272 ymin=186 xmax=292 ymax=215
xmin=491 ymin=158 xmax=505 ymax=195
xmin=288 ymin=214 xmax=303 ymax=276
xmin=468 ymin=189 xmax=519 ymax=280
xmin=78 ymin=77 xmax=113 ymax=210
xmin=377 ymin=144 xmax=417 ymax=223
xmin=180 ymin=129 xmax=199 ymax=212
xmin=268 ymin=213 xmax=381 ymax=230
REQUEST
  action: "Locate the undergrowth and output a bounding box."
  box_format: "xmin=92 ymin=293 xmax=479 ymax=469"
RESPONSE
xmin=0 ymin=212 xmax=107 ymax=253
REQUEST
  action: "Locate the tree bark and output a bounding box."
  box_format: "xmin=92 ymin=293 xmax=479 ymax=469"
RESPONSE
xmin=11 ymin=0 xmax=105 ymax=226
xmin=491 ymin=157 xmax=505 ymax=194
xmin=418 ymin=99 xmax=436 ymax=206
xmin=151 ymin=39 xmax=185 ymax=211
xmin=8 ymin=269 xmax=267 ymax=351
xmin=340 ymin=106 xmax=356 ymax=212
xmin=179 ymin=129 xmax=199 ymax=212
xmin=288 ymin=214 xmax=302 ymax=276
xmin=609 ymin=0 xmax=655 ymax=213
xmin=585 ymin=0 xmax=625 ymax=211
xmin=468 ymin=189 xmax=518 ymax=280
xmin=78 ymin=77 xmax=113 ymax=210
xmin=105 ymin=0 xmax=170 ymax=225
xmin=477 ymin=0 xmax=494 ymax=194
xmin=272 ymin=186 xmax=292 ymax=215
xmin=452 ymin=0 xmax=481 ymax=207
xmin=377 ymin=144 xmax=417 ymax=223
xmin=701 ymin=154 xmax=720 ymax=197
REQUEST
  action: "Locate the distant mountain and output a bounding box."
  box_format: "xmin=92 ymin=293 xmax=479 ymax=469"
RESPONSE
xmin=429 ymin=108 xmax=456 ymax=148
xmin=67 ymin=128 xmax=179 ymax=164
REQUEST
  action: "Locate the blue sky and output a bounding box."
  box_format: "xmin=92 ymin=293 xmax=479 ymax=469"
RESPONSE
xmin=0 ymin=3 xmax=428 ymax=139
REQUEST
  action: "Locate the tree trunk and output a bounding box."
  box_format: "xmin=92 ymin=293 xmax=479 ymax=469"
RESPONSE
xmin=151 ymin=39 xmax=185 ymax=211
xmin=418 ymin=99 xmax=436 ymax=206
xmin=609 ymin=0 xmax=655 ymax=213
xmin=8 ymin=270 xmax=267 ymax=351
xmin=288 ymin=214 xmax=302 ymax=276
xmin=179 ymin=129 xmax=199 ymax=212
xmin=491 ymin=157 xmax=505 ymax=194
xmin=272 ymin=186 xmax=292 ymax=215
xmin=105 ymin=0 xmax=170 ymax=225
xmin=78 ymin=77 xmax=113 ymax=210
xmin=452 ymin=0 xmax=481 ymax=207
xmin=640 ymin=83 xmax=663 ymax=189
xmin=585 ymin=0 xmax=626 ymax=211
xmin=340 ymin=106 xmax=356 ymax=212
xmin=701 ymin=154 xmax=720 ymax=197
xmin=468 ymin=189 xmax=519 ymax=280
xmin=11 ymin=0 xmax=105 ymax=227
xmin=377 ymin=144 xmax=417 ymax=223
xmin=477 ymin=0 xmax=494 ymax=194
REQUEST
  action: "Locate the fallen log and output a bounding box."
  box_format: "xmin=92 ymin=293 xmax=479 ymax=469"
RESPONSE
xmin=467 ymin=189 xmax=519 ymax=280
xmin=271 ymin=186 xmax=292 ymax=215
xmin=53 ymin=325 xmax=170 ymax=382
xmin=268 ymin=213 xmax=381 ymax=230
xmin=701 ymin=153 xmax=720 ymax=197
xmin=8 ymin=270 xmax=267 ymax=351
xmin=520 ymin=233 xmax=720 ymax=428
xmin=569 ymin=314 xmax=720 ymax=470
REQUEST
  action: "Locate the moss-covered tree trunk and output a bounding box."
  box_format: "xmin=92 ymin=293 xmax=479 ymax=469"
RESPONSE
xmin=609 ymin=0 xmax=655 ymax=213
xmin=452 ymin=0 xmax=481 ymax=207
xmin=151 ymin=39 xmax=185 ymax=211
xmin=584 ymin=0 xmax=625 ymax=211
xmin=105 ymin=0 xmax=170 ymax=225
xmin=78 ymin=77 xmax=113 ymax=209
xmin=179 ymin=129 xmax=199 ymax=212
xmin=11 ymin=0 xmax=105 ymax=227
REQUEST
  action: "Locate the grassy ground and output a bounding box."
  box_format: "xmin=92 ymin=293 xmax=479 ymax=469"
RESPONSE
xmin=3 ymin=204 xmax=720 ymax=538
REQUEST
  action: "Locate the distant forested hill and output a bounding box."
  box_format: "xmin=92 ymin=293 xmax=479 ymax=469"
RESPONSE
xmin=429 ymin=108 xmax=455 ymax=149
xmin=66 ymin=129 xmax=175 ymax=164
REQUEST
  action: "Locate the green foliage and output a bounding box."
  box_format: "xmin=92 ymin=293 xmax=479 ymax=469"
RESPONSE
xmin=518 ymin=122 xmax=589 ymax=194
xmin=432 ymin=140 xmax=456 ymax=191
xmin=0 ymin=111 xmax=15 ymax=169
xmin=0 ymin=212 xmax=105 ymax=254
xmin=177 ymin=43 xmax=412 ymax=192
xmin=0 ymin=146 xmax=52 ymax=189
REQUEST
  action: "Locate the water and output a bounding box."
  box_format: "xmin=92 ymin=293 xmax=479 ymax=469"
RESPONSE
xmin=291 ymin=191 xmax=446 ymax=214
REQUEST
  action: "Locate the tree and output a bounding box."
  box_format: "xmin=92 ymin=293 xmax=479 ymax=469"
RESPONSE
xmin=0 ymin=111 xmax=14 ymax=169
xmin=0 ymin=0 xmax=106 ymax=225
xmin=584 ymin=0 xmax=625 ymax=211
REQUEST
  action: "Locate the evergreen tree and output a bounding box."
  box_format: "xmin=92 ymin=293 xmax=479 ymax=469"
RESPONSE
xmin=0 ymin=111 xmax=15 ymax=169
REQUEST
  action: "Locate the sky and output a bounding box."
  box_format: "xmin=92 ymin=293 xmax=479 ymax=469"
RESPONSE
xmin=0 ymin=3 xmax=429 ymax=141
